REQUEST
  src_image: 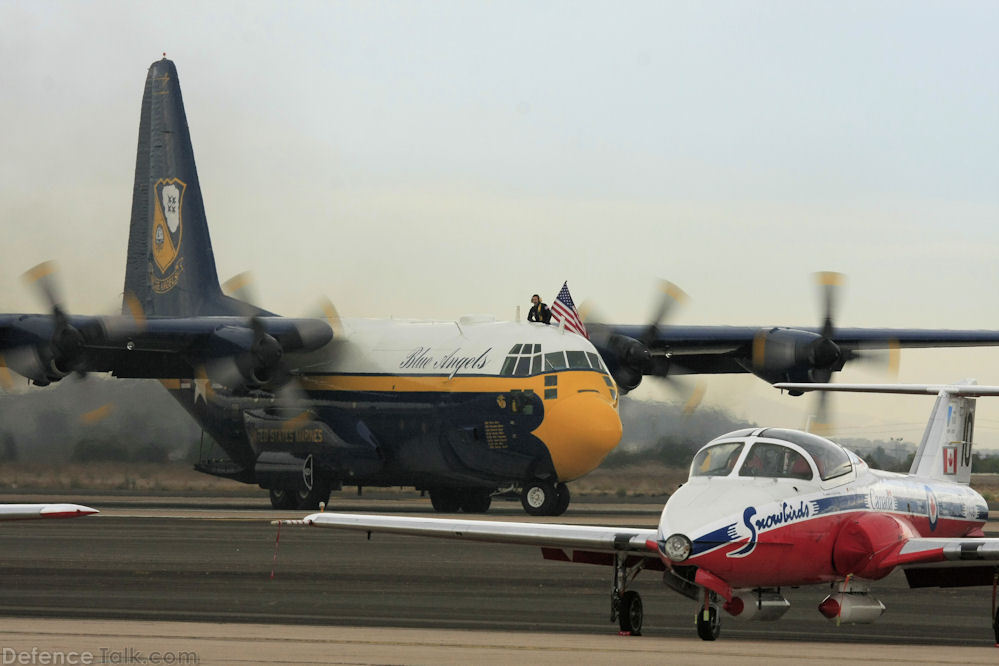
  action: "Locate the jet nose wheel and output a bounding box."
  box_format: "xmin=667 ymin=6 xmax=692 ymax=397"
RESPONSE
xmin=618 ymin=590 xmax=643 ymax=635
xmin=696 ymin=604 xmax=721 ymax=641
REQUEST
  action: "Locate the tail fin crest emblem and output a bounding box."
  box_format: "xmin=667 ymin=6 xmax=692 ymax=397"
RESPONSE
xmin=151 ymin=177 xmax=186 ymax=293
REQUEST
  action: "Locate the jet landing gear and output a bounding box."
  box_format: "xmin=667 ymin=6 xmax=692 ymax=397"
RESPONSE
xmin=610 ymin=552 xmax=646 ymax=635
xmin=521 ymin=481 xmax=570 ymax=516
xmin=696 ymin=591 xmax=721 ymax=641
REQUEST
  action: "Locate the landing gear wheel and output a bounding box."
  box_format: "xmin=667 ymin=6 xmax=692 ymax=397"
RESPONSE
xmin=696 ymin=604 xmax=721 ymax=641
xmin=552 ymin=483 xmax=571 ymax=516
xmin=268 ymin=487 xmax=297 ymax=510
xmin=618 ymin=590 xmax=643 ymax=635
xmin=458 ymin=489 xmax=492 ymax=513
xmin=429 ymin=488 xmax=461 ymax=513
xmin=295 ymin=480 xmax=331 ymax=510
xmin=521 ymin=481 xmax=556 ymax=515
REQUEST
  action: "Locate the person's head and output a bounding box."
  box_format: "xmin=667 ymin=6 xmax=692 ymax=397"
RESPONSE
xmin=531 ymin=294 xmax=540 ymax=305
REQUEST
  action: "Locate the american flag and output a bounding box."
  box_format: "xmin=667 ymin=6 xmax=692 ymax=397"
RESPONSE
xmin=551 ymin=282 xmax=588 ymax=338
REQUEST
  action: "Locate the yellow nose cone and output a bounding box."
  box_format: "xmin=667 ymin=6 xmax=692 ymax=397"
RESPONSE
xmin=533 ymin=392 xmax=623 ymax=481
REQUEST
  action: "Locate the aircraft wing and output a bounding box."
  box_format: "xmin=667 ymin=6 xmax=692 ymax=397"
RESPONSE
xmin=289 ymin=513 xmax=660 ymax=557
xmin=0 ymin=504 xmax=98 ymax=521
xmin=775 ymin=382 xmax=999 ymax=396
xmin=879 ymin=536 xmax=999 ymax=589
xmin=596 ymin=324 xmax=999 ymax=391
xmin=888 ymin=537 xmax=999 ymax=567
xmin=0 ymin=314 xmax=333 ymax=383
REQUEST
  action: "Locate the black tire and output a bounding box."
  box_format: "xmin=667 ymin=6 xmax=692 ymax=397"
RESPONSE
xmin=295 ymin=480 xmax=331 ymax=511
xmin=696 ymin=605 xmax=721 ymax=641
xmin=552 ymin=483 xmax=571 ymax=516
xmin=429 ymin=488 xmax=461 ymax=512
xmin=458 ymin=489 xmax=492 ymax=513
xmin=521 ymin=481 xmax=556 ymax=516
xmin=618 ymin=590 xmax=643 ymax=635
xmin=993 ymin=605 xmax=999 ymax=644
xmin=268 ymin=487 xmax=297 ymax=510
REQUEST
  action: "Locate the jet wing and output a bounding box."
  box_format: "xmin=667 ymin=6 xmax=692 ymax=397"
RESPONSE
xmin=886 ymin=537 xmax=999 ymax=568
xmin=879 ymin=537 xmax=999 ymax=589
xmin=775 ymin=382 xmax=999 ymax=396
xmin=0 ymin=504 xmax=98 ymax=520
xmin=288 ymin=513 xmax=659 ymax=557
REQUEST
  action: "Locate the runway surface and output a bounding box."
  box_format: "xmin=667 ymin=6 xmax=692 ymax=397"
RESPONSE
xmin=1 ymin=496 xmax=997 ymax=662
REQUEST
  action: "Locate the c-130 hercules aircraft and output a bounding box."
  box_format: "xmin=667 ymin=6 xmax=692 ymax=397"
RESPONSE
xmin=5 ymin=57 xmax=999 ymax=514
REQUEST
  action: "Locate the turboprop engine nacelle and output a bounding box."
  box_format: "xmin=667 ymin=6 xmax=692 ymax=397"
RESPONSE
xmin=818 ymin=592 xmax=886 ymax=624
xmin=723 ymin=590 xmax=791 ymax=622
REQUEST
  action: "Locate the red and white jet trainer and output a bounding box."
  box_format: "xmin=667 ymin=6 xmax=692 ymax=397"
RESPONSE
xmin=0 ymin=504 xmax=97 ymax=521
xmin=282 ymin=381 xmax=999 ymax=641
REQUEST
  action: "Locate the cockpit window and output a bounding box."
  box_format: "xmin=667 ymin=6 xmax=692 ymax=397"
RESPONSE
xmin=566 ymin=351 xmax=590 ymax=369
xmin=502 ymin=343 xmax=543 ymax=376
xmin=739 ymin=442 xmax=812 ymax=480
xmin=530 ymin=354 xmax=543 ymax=375
xmin=759 ymin=428 xmax=852 ymax=480
xmin=690 ymin=441 xmax=745 ymax=477
xmin=544 ymin=351 xmax=567 ymax=370
xmin=586 ymin=352 xmax=604 ymax=371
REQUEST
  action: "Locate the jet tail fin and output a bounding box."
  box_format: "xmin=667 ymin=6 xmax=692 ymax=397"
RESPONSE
xmin=122 ymin=58 xmax=257 ymax=318
xmin=909 ymin=384 xmax=978 ymax=484
xmin=774 ymin=381 xmax=999 ymax=484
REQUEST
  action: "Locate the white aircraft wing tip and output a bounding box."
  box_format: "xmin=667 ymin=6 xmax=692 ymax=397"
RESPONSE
xmin=774 ymin=382 xmax=999 ymax=397
xmin=272 ymin=519 xmax=312 ymax=526
xmin=38 ymin=503 xmax=99 ymax=517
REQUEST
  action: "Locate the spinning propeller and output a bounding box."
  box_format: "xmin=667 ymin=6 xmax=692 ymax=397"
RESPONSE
xmin=202 ymin=272 xmax=338 ymax=410
xmin=586 ymin=280 xmax=706 ymax=413
xmin=0 ymin=261 xmax=137 ymax=389
xmin=759 ymin=272 xmax=899 ymax=435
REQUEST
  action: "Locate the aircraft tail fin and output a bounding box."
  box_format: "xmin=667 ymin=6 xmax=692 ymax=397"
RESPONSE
xmin=909 ymin=384 xmax=978 ymax=484
xmin=774 ymin=381 xmax=999 ymax=484
xmin=122 ymin=58 xmax=254 ymax=318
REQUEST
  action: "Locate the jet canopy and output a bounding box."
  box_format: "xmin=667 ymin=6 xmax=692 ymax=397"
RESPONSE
xmin=689 ymin=427 xmax=853 ymax=482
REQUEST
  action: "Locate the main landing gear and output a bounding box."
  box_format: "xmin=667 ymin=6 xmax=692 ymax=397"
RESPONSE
xmin=521 ymin=480 xmax=570 ymax=516
xmin=268 ymin=479 xmax=331 ymax=510
xmin=428 ymin=487 xmax=493 ymax=513
xmin=610 ymin=552 xmax=646 ymax=635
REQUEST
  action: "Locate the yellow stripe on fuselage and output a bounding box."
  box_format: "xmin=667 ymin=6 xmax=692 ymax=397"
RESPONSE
xmin=298 ymin=370 xmax=613 ymax=399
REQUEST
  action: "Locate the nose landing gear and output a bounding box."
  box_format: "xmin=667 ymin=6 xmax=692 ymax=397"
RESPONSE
xmin=695 ymin=593 xmax=721 ymax=641
xmin=521 ymin=481 xmax=570 ymax=516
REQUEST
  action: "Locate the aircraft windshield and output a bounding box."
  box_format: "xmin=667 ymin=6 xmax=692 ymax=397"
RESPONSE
xmin=690 ymin=441 xmax=745 ymax=477
xmin=738 ymin=442 xmax=812 ymax=480
xmin=758 ymin=428 xmax=853 ymax=481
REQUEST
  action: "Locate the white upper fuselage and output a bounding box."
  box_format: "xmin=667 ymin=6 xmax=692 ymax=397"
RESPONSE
xmin=296 ymin=316 xmax=609 ymax=379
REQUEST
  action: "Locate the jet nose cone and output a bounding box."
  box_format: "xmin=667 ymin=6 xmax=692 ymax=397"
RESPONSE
xmin=535 ymin=392 xmax=622 ymax=481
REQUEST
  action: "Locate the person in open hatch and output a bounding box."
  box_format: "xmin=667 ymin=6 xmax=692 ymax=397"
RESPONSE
xmin=527 ymin=294 xmax=551 ymax=324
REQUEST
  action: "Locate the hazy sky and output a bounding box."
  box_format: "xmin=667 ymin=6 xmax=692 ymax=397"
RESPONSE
xmin=2 ymin=1 xmax=999 ymax=447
